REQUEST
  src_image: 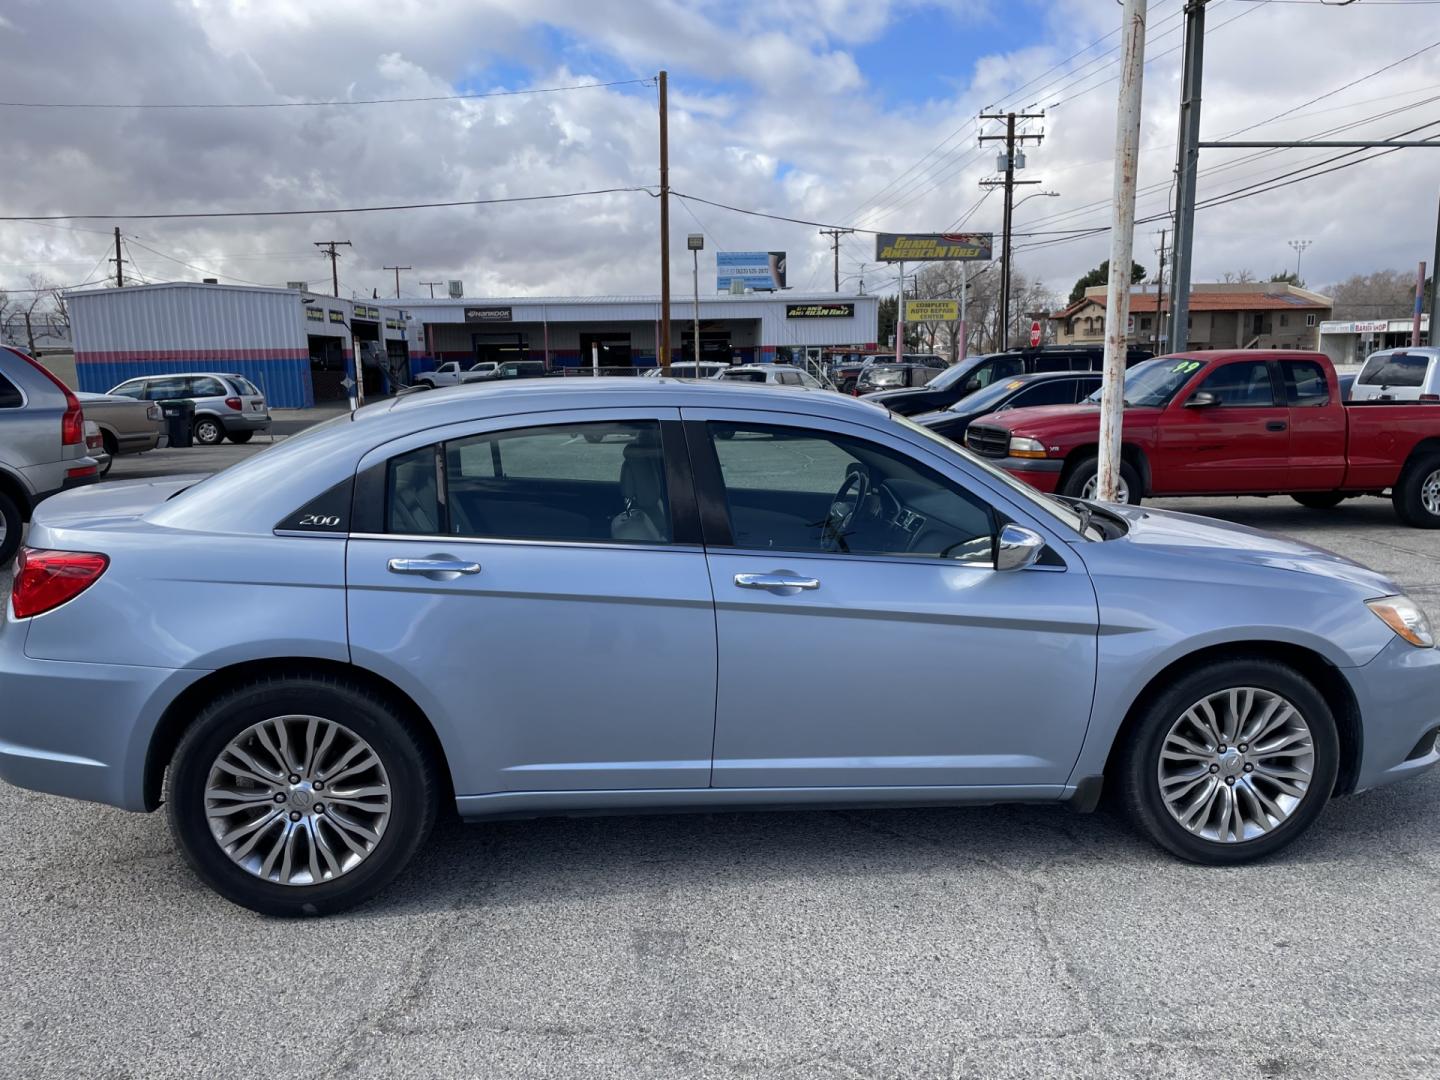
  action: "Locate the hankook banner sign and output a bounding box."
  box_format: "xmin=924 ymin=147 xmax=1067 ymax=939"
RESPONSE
xmin=465 ymin=306 xmax=513 ymax=322
xmin=875 ymin=233 xmax=993 ymax=262
xmin=786 ymin=303 xmax=855 ymax=319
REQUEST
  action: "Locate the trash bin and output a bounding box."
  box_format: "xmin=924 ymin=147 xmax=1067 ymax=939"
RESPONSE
xmin=159 ymin=399 xmax=195 ymax=448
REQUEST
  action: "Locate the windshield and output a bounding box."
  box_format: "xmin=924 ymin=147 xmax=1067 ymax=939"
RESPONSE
xmin=1084 ymin=357 xmax=1201 ymax=407
xmin=889 ymin=411 xmax=1099 ymax=540
xmin=925 ymin=356 xmax=984 ymax=390
xmin=946 ymin=377 xmax=1024 ymax=414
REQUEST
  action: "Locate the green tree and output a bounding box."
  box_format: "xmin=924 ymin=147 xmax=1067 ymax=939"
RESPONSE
xmin=1270 ymin=270 xmax=1303 ymax=287
xmin=1069 ymin=260 xmax=1146 ymax=303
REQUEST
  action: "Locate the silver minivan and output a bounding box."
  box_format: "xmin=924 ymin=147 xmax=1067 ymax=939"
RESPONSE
xmin=1349 ymin=347 xmax=1440 ymax=403
xmin=107 ymin=372 xmax=271 ymax=445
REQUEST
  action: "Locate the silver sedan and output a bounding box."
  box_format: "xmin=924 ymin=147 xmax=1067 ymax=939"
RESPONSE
xmin=2 ymin=379 xmax=1437 ymax=915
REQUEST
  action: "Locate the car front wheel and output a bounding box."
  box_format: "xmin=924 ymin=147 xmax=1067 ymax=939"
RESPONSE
xmin=193 ymin=417 xmax=224 ymax=445
xmin=1118 ymin=659 xmax=1338 ymax=865
xmin=1060 ymin=454 xmax=1142 ymax=505
xmin=166 ymin=675 xmax=438 ymax=916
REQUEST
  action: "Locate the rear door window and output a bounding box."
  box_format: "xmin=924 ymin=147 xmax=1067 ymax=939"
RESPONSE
xmin=189 ymin=377 xmax=228 ymax=397
xmin=1280 ymin=360 xmax=1330 ymax=406
xmin=1008 ymin=379 xmax=1082 ymax=409
xmin=0 ymin=373 xmax=21 ymax=408
xmin=145 ymin=377 xmax=187 ymax=401
xmin=1358 ymin=352 xmax=1427 ymax=388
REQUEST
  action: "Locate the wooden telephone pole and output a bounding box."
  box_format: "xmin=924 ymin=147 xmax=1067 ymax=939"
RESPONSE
xmin=818 ymin=228 xmax=854 ymax=292
xmin=383 ymin=265 xmax=411 ymax=299
xmin=110 ymin=227 xmax=125 ymax=287
xmin=315 ymin=241 xmax=352 ymax=298
xmin=979 ymin=112 xmax=1045 ymax=349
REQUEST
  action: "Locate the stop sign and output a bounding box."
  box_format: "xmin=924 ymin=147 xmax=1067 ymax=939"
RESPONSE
xmin=1029 ymin=320 xmax=1042 ymax=348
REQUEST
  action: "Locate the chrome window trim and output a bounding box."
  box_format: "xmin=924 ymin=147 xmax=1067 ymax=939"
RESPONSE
xmin=349 ymin=531 xmax=705 ymax=556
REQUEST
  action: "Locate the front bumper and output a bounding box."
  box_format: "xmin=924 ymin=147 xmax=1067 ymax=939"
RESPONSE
xmin=996 ymin=456 xmax=1064 ymax=494
xmin=0 ymin=625 xmax=206 ymax=811
xmin=1347 ymin=635 xmax=1440 ymax=793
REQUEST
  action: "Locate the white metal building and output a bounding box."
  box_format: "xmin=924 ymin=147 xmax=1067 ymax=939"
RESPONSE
xmin=67 ymin=283 xmax=878 ymax=408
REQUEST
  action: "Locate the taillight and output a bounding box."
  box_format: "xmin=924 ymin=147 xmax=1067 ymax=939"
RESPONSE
xmin=11 ymin=548 xmax=109 ymax=619
xmin=1421 ymin=394 xmax=1439 ymax=403
xmin=224 ymin=396 xmax=243 ymax=411
xmin=9 ymin=348 xmax=84 ymax=444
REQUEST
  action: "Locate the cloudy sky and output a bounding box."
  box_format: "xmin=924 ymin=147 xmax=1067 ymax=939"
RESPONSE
xmin=0 ymin=0 xmax=1436 ymax=306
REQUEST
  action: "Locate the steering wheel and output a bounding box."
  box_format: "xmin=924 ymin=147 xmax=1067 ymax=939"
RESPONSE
xmin=821 ymin=467 xmax=870 ymax=552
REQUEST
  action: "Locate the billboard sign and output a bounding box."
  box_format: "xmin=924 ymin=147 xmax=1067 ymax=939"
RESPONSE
xmin=875 ymin=233 xmax=992 ymax=262
xmin=717 ymin=251 xmax=786 ymax=291
xmin=465 ymin=306 xmax=513 ymax=323
xmin=786 ymin=302 xmax=855 ymax=319
xmin=905 ymin=299 xmax=958 ymax=322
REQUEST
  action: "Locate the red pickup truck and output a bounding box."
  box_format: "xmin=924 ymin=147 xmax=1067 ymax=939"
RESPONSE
xmin=963 ymin=350 xmax=1440 ymax=527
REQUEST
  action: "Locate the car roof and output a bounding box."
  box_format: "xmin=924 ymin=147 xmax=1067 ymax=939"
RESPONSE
xmin=116 ymin=371 xmax=240 ymax=381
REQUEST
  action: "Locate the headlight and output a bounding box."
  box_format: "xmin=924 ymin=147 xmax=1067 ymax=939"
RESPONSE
xmin=1009 ymin=436 xmax=1048 ymax=460
xmin=1366 ymin=595 xmax=1435 ymax=648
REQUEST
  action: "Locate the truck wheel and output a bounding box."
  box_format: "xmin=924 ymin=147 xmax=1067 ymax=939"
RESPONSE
xmin=1118 ymin=658 xmax=1338 ymax=865
xmin=1291 ymin=492 xmax=1344 ymax=510
xmin=1392 ymin=452 xmax=1440 ymax=528
xmin=1060 ymin=454 xmax=1142 ymax=505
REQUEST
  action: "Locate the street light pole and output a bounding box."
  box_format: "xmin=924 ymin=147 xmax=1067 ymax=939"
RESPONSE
xmin=687 ymin=234 xmax=704 ymax=371
xmin=1288 ymin=240 xmax=1311 ymax=283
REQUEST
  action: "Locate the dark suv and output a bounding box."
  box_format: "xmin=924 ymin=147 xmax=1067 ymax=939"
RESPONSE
xmin=863 ymin=345 xmax=1154 ymax=416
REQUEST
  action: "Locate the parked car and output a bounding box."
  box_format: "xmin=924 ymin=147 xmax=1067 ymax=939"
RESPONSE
xmin=865 ymin=345 xmax=1155 ymax=416
xmin=855 ymin=354 xmax=949 ymax=394
xmin=0 ymin=345 xmax=97 ymax=565
xmin=913 ymin=370 xmax=1103 ymax=444
xmin=106 ymin=372 xmax=270 ymax=446
xmin=84 ymin=420 xmax=112 ymax=478
xmin=415 ymin=361 xmax=498 ymax=388
xmin=77 ymin=392 xmax=164 ymax=461
xmin=1338 ymin=371 xmax=1356 ymax=402
xmin=717 ymin=364 xmax=828 ymax=389
xmin=4 ymin=379 xmax=1439 ymax=915
xmin=493 ymin=360 xmax=548 ymax=380
xmin=965 ymin=350 xmax=1440 ymax=525
xmin=1348 ymin=347 xmax=1440 ymax=403
xmin=642 ymin=362 xmax=729 ymax=379
xmin=829 ymin=357 xmax=883 ymax=395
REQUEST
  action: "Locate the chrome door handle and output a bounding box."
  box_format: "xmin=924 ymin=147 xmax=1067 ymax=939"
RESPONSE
xmin=387 ymin=557 xmax=482 ymax=579
xmin=734 ymin=572 xmax=820 ymax=592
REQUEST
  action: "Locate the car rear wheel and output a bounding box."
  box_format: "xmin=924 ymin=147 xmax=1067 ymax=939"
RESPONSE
xmin=193 ymin=417 xmax=224 ymax=446
xmin=1292 ymin=492 xmax=1345 ymax=510
xmin=228 ymin=430 xmax=254 ymax=444
xmin=1060 ymin=454 xmax=1142 ymax=505
xmin=0 ymin=489 xmax=21 ymax=567
xmin=1118 ymin=659 xmax=1338 ymax=865
xmin=1392 ymin=452 xmax=1440 ymax=528
xmin=166 ymin=675 xmax=438 ymax=916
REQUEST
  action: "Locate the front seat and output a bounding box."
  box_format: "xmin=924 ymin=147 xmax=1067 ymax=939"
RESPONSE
xmin=611 ymin=436 xmax=668 ymax=542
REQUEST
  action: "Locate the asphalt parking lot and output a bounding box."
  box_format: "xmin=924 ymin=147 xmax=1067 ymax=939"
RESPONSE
xmin=2 ymin=438 xmax=1438 ymax=1079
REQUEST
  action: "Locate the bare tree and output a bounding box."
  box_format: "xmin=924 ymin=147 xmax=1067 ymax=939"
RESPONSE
xmin=1323 ymin=269 xmax=1424 ymax=320
xmin=1220 ymin=269 xmax=1257 ymax=284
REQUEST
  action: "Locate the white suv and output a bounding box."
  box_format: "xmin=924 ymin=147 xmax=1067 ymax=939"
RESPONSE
xmin=1350 ymin=347 xmax=1440 ymax=403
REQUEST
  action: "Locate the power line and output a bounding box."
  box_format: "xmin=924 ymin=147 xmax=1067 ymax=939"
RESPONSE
xmin=0 ymin=77 xmax=656 ymax=110
xmin=0 ymin=186 xmax=655 ymax=222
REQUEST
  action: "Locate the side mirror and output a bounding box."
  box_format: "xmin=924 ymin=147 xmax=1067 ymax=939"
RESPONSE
xmin=994 ymin=523 xmax=1046 ymax=572
xmin=1185 ymin=390 xmax=1219 ymax=408
xmin=963 ymin=378 xmax=981 ymax=393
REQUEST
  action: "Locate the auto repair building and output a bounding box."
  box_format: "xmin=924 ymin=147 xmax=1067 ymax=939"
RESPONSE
xmin=67 ymin=282 xmax=878 ymax=408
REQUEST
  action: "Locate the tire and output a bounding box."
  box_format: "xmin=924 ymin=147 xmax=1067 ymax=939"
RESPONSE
xmin=1118 ymin=658 xmax=1339 ymax=865
xmin=97 ymin=435 xmax=115 ymax=478
xmin=1291 ymin=492 xmax=1345 ymax=510
xmin=192 ymin=416 xmax=224 ymax=446
xmin=227 ymin=430 xmax=254 ymax=445
xmin=583 ymin=432 xmax=605 ymax=444
xmin=1392 ymin=451 xmax=1440 ymax=528
xmin=166 ymin=675 xmax=438 ymax=916
xmin=0 ymin=488 xmax=21 ymax=567
xmin=1059 ymin=453 xmax=1142 ymax=505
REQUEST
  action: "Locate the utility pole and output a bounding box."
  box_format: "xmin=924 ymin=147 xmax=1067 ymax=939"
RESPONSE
xmin=314 ymin=240 xmax=351 ymax=298
xmin=896 ymin=262 xmax=906 ymax=362
xmin=421 ymin=280 xmax=443 ymax=299
xmin=1430 ymin=188 xmax=1439 ymax=343
xmin=818 ymin=228 xmax=854 ymax=292
xmin=687 ymin=234 xmax=704 ymax=369
xmin=1154 ymin=229 xmax=1167 ymax=354
xmin=658 ymin=70 xmax=672 ymax=374
xmin=384 ymin=265 xmax=411 ymax=299
xmin=1288 ymin=240 xmax=1311 ymax=283
xmin=110 ymin=226 xmax=125 ymax=287
xmin=1098 ymin=0 xmax=1148 ymax=504
xmin=1415 ymin=262 xmax=1427 ymax=348
xmin=1167 ymin=0 xmax=1207 ymax=352
xmin=979 ymin=111 xmax=1045 ymax=350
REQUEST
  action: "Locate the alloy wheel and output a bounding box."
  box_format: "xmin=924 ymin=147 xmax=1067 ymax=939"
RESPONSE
xmin=1080 ymin=472 xmax=1129 ymax=503
xmin=204 ymin=715 xmax=392 ymax=886
xmin=1421 ymin=468 xmax=1440 ymax=518
xmin=1156 ymin=687 xmax=1315 ymax=843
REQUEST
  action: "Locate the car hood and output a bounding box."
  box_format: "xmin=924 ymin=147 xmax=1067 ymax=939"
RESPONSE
xmin=1101 ymin=502 xmax=1397 ymax=594
xmin=862 ymin=387 xmax=927 ymax=405
xmin=970 ymin=402 xmax=1101 ymax=436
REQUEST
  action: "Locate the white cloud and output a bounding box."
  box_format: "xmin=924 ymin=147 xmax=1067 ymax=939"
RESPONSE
xmin=0 ymin=0 xmax=1435 ymax=308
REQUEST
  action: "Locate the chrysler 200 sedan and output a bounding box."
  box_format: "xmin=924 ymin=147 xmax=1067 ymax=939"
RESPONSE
xmin=3 ymin=380 xmax=1438 ymax=916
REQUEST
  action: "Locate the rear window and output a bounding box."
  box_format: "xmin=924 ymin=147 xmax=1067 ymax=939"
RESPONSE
xmin=0 ymin=373 xmax=21 ymax=408
xmin=229 ymin=376 xmax=260 ymax=395
xmin=1358 ymin=352 xmax=1429 ymax=388
xmin=721 ymin=370 xmax=767 ymax=383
